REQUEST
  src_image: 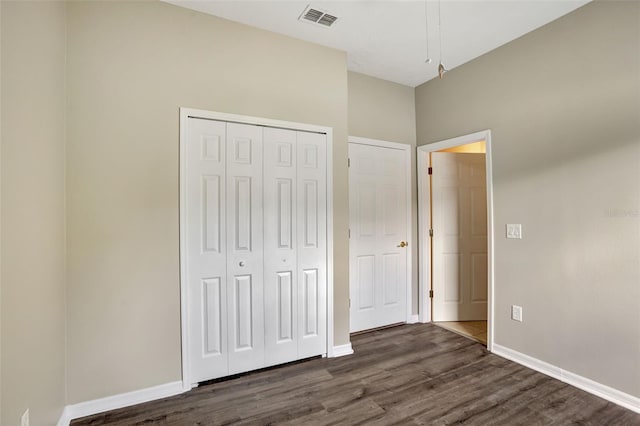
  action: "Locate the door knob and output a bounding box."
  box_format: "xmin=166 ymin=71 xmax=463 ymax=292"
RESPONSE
xmin=239 ymin=261 xmax=245 ymax=267
xmin=397 ymin=241 xmax=407 ymax=248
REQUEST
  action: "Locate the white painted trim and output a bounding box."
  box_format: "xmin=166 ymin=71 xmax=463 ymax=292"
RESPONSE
xmin=417 ymin=147 xmax=430 ymax=324
xmin=179 ymin=108 xmax=335 ymax=383
xmin=493 ymin=344 xmax=640 ymax=414
xmin=349 ymin=135 xmax=411 ymax=151
xmin=416 ymin=130 xmax=495 ymax=350
xmin=407 ymin=314 xmax=420 ymax=324
xmin=347 ymin=136 xmax=414 ymax=327
xmin=179 ymin=110 xmax=191 ymax=391
xmin=326 ymin=127 xmax=335 ymax=357
xmin=331 ymin=343 xmax=354 ymax=357
xmin=57 ymin=381 xmax=185 ymax=425
xmin=182 ymin=108 xmax=332 ymax=135
xmin=57 ymin=407 xmax=72 ymax=426
xmin=403 ymin=143 xmax=413 ymax=325
xmin=485 ymin=134 xmax=496 ymax=352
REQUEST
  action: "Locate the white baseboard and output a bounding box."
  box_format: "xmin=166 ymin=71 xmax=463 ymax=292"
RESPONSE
xmin=57 ymin=381 xmax=185 ymax=425
xmin=492 ymin=344 xmax=640 ymax=414
xmin=407 ymin=314 xmax=420 ymax=324
xmin=57 ymin=406 xmax=72 ymax=426
xmin=331 ymin=343 xmax=354 ymax=357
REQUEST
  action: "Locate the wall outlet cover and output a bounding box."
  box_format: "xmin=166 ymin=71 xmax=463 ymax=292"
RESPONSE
xmin=21 ymin=409 xmax=29 ymax=426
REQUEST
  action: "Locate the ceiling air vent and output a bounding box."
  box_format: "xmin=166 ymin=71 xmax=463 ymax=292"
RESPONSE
xmin=299 ymin=5 xmax=338 ymax=28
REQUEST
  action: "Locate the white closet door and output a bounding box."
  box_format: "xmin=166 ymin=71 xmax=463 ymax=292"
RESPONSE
xmin=185 ymin=115 xmax=328 ymax=384
xmin=263 ymin=128 xmax=299 ymax=366
xmin=187 ymin=118 xmax=228 ymax=382
xmin=226 ymin=123 xmax=265 ymax=374
xmin=297 ymin=132 xmax=327 ymax=358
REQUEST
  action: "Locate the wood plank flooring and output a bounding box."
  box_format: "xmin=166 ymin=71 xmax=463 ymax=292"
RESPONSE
xmin=434 ymin=321 xmax=487 ymax=345
xmin=72 ymin=323 xmax=640 ymax=425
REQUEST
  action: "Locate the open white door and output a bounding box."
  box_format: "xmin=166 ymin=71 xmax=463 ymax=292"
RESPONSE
xmin=349 ymin=141 xmax=409 ymax=332
xmin=431 ymin=152 xmax=488 ymax=322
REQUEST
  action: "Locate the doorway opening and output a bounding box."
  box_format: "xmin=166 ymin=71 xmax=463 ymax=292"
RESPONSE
xmin=417 ymin=130 xmax=494 ymax=350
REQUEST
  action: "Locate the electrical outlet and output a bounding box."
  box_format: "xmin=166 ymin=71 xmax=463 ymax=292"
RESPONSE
xmin=506 ymin=224 xmax=522 ymax=239
xmin=511 ymin=305 xmax=523 ymax=322
xmin=21 ymin=409 xmax=29 ymax=426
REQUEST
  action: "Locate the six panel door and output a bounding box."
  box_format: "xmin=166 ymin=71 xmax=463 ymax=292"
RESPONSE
xmin=349 ymin=143 xmax=408 ymax=333
xmin=296 ymin=131 xmax=327 ymax=359
xmin=226 ymin=123 xmax=265 ymax=374
xmin=264 ymin=128 xmax=298 ymax=366
xmin=186 ymin=118 xmax=229 ymax=382
xmin=431 ymin=152 xmax=488 ymax=322
xmin=187 ymin=117 xmax=327 ymax=383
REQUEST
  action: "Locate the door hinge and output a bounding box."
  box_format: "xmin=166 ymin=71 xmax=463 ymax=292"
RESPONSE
xmin=348 ymin=158 xmax=351 ymax=168
xmin=428 ymin=166 xmax=433 ymax=175
xmin=348 ymin=228 xmax=351 ymax=238
xmin=349 ymin=299 xmax=351 ymax=308
xmin=429 ymin=289 xmax=434 ymax=298
xmin=429 ymin=228 xmax=434 ymax=237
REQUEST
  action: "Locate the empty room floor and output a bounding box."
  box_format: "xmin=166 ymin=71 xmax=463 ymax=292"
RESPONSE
xmin=72 ymin=323 xmax=639 ymax=425
xmin=435 ymin=320 xmax=487 ymax=345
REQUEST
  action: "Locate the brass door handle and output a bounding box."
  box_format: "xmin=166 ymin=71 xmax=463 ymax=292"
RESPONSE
xmin=397 ymin=241 xmax=407 ymax=248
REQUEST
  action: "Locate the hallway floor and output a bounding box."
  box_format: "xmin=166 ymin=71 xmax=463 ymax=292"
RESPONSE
xmin=435 ymin=320 xmax=487 ymax=345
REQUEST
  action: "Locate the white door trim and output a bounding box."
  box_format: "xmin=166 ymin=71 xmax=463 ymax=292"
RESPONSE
xmin=417 ymin=130 xmax=495 ymax=351
xmin=348 ymin=136 xmax=413 ymax=324
xmin=180 ymin=108 xmax=335 ymax=390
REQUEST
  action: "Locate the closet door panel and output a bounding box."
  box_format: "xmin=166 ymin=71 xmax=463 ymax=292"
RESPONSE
xmin=264 ymin=128 xmax=299 ymax=366
xmin=185 ymin=115 xmax=328 ymax=384
xmin=186 ymin=118 xmax=229 ymax=382
xmin=297 ymin=132 xmax=327 ymax=358
xmin=226 ymin=123 xmax=265 ymax=374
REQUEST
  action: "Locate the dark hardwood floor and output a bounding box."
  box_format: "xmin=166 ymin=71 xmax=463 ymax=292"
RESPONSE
xmin=72 ymin=323 xmax=640 ymax=425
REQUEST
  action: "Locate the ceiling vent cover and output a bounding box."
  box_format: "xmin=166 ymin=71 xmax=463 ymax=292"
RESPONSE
xmin=299 ymin=5 xmax=338 ymax=28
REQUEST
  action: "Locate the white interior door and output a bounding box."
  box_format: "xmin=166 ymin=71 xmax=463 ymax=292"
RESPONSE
xmin=296 ymin=131 xmax=327 ymax=358
xmin=186 ymin=118 xmax=265 ymax=382
xmin=263 ymin=129 xmax=327 ymax=364
xmin=263 ymin=128 xmax=299 ymax=366
xmin=226 ymin=123 xmax=264 ymax=374
xmin=349 ymin=142 xmax=408 ymax=332
xmin=431 ymin=152 xmax=488 ymax=321
xmin=186 ymin=118 xmax=228 ymax=382
xmin=185 ymin=114 xmax=328 ymax=384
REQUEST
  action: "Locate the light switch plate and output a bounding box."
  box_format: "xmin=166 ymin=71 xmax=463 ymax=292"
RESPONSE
xmin=511 ymin=305 xmax=523 ymax=322
xmin=506 ymin=224 xmax=522 ymax=239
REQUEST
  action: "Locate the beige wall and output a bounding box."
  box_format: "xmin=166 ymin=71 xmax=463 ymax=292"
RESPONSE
xmin=416 ymin=0 xmax=640 ymax=397
xmin=4 ymin=0 xmax=636 ymax=419
xmin=1 ymin=1 xmax=67 ymax=424
xmin=347 ymin=72 xmax=419 ymax=313
xmin=66 ymin=1 xmax=348 ymax=403
xmin=1 ymin=3 xmax=3 ymax=422
xmin=348 ymin=72 xmax=416 ymax=145
xmin=1 ymin=4 xmax=3 ymax=421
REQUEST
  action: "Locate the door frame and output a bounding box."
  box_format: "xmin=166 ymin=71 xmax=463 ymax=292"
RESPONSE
xmin=348 ymin=136 xmax=413 ymax=327
xmin=417 ymin=130 xmax=495 ymax=351
xmin=179 ymin=108 xmax=334 ymax=391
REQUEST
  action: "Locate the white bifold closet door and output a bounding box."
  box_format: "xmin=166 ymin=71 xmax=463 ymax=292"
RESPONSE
xmin=186 ymin=117 xmax=327 ymax=384
xmin=263 ymin=128 xmax=327 ymax=366
xmin=226 ymin=123 xmax=264 ymax=375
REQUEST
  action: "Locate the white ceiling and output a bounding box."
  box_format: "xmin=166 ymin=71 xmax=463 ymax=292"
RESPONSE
xmin=164 ymin=0 xmax=590 ymax=87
